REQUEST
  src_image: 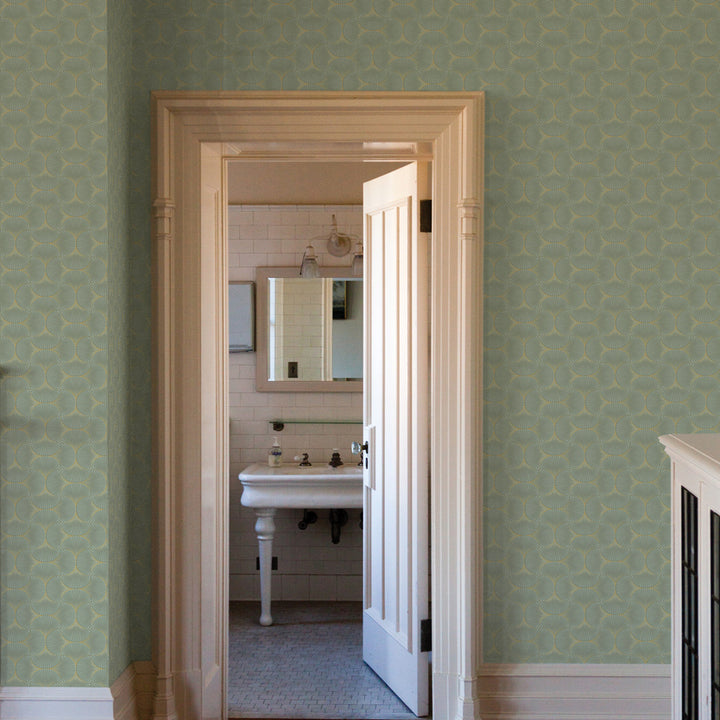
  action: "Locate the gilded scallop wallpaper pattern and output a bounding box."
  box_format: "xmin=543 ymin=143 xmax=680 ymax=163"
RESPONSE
xmin=108 ymin=0 xmax=135 ymax=684
xmin=129 ymin=0 xmax=720 ymax=666
xmin=2 ymin=0 xmax=720 ymax=690
xmin=0 ymin=0 xmax=112 ymax=686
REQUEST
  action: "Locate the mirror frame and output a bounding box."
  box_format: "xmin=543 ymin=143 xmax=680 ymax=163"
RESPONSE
xmin=255 ymin=266 xmax=363 ymax=392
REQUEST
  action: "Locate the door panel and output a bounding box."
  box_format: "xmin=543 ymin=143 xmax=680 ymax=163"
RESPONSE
xmin=363 ymin=162 xmax=430 ymax=716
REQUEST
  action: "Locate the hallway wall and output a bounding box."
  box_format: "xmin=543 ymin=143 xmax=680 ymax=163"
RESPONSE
xmin=128 ymin=0 xmax=720 ymax=666
xmin=2 ymin=0 xmax=720 ymax=689
xmin=0 ymin=0 xmax=125 ymax=687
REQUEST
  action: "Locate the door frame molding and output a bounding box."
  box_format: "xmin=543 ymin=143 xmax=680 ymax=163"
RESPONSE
xmin=151 ymin=91 xmax=485 ymax=720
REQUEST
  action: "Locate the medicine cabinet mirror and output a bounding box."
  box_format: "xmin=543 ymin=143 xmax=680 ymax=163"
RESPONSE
xmin=229 ymin=281 xmax=255 ymax=352
xmin=256 ymin=267 xmax=363 ymax=392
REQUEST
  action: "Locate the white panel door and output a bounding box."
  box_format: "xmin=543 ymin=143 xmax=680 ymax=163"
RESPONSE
xmin=362 ymin=162 xmax=430 ymax=716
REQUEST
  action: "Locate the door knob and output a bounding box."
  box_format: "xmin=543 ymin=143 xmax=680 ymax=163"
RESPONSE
xmin=351 ymin=441 xmax=368 ymax=468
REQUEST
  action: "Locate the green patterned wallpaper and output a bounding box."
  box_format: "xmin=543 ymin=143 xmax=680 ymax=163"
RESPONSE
xmin=0 ymin=0 xmax=112 ymax=686
xmin=130 ymin=0 xmax=720 ymax=666
xmin=2 ymin=0 xmax=719 ymax=688
xmin=108 ymin=0 xmax=135 ymax=685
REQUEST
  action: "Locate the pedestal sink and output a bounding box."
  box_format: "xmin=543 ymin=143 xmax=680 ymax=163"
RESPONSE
xmin=239 ymin=462 xmax=363 ymax=625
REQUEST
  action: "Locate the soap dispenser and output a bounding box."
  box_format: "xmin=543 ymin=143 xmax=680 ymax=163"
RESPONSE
xmin=268 ymin=437 xmax=282 ymax=467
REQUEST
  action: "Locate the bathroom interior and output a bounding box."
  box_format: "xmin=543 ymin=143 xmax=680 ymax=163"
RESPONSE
xmin=226 ymin=159 xmax=421 ymax=718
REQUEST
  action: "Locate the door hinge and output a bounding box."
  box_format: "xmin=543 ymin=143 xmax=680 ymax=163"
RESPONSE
xmin=420 ymin=618 xmax=431 ymax=652
xmin=420 ymin=199 xmax=432 ymax=232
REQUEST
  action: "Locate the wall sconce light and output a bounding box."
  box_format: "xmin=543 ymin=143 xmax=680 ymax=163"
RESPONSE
xmin=299 ymin=244 xmax=320 ymax=278
xmin=326 ymin=214 xmax=353 ymax=257
xmin=300 ymin=215 xmax=359 ymax=277
xmin=351 ymin=241 xmax=363 ymax=276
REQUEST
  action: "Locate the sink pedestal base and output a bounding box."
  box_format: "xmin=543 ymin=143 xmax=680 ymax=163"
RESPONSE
xmin=254 ymin=508 xmax=277 ymax=626
xmin=238 ymin=462 xmax=363 ymax=626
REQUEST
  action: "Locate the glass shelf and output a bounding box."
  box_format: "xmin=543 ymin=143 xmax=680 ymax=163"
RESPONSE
xmin=269 ymin=419 xmax=362 ymax=431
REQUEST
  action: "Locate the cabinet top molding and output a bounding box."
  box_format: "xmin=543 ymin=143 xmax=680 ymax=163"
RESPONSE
xmin=660 ymin=433 xmax=720 ymax=481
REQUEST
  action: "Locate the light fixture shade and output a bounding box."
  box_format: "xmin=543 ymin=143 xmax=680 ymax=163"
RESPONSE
xmin=351 ymin=241 xmax=363 ymax=276
xmin=326 ymin=214 xmax=352 ymax=257
xmin=300 ymin=244 xmax=320 ymax=278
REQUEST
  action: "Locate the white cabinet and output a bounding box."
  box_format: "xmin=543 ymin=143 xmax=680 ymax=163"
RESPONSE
xmin=660 ymin=434 xmax=720 ymax=720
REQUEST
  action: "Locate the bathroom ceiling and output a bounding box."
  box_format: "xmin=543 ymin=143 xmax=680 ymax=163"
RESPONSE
xmin=226 ymin=161 xmax=407 ymax=205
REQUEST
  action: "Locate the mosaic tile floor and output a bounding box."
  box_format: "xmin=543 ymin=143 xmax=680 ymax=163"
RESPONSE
xmin=228 ymin=601 xmax=418 ymax=719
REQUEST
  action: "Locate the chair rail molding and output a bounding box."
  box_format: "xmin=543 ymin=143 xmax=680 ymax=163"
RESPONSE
xmin=151 ymin=91 xmax=485 ymax=720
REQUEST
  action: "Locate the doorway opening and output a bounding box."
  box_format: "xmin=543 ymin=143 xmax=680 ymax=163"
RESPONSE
xmin=151 ymin=92 xmax=484 ymax=720
xmin=226 ymin=162 xmax=416 ymax=717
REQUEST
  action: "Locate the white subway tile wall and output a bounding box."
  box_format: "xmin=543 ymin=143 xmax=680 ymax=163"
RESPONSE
xmin=229 ymin=205 xmax=364 ymax=601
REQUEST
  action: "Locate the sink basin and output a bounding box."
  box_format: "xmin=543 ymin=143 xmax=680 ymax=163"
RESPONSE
xmin=238 ymin=461 xmax=364 ymax=626
xmin=238 ymin=462 xmax=363 ymax=508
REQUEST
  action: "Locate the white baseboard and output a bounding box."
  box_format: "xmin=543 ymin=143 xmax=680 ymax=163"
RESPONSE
xmin=111 ymin=664 xmax=136 ymax=720
xmin=474 ymin=663 xmax=671 ymax=720
xmin=0 ymin=663 xmax=157 ymax=720
xmin=130 ymin=662 xmax=156 ymax=720
xmin=0 ymin=686 xmax=114 ymax=720
xmin=111 ymin=661 xmax=156 ymax=720
xmin=1 ymin=662 xmax=670 ymax=720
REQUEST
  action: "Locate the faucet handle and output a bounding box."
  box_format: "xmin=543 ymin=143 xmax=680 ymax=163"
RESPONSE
xmin=294 ymin=452 xmax=312 ymax=466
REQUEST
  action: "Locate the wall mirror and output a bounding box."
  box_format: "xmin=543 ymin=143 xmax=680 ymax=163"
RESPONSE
xmin=256 ymin=267 xmax=363 ymax=392
xmin=229 ymin=281 xmax=255 ymax=352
